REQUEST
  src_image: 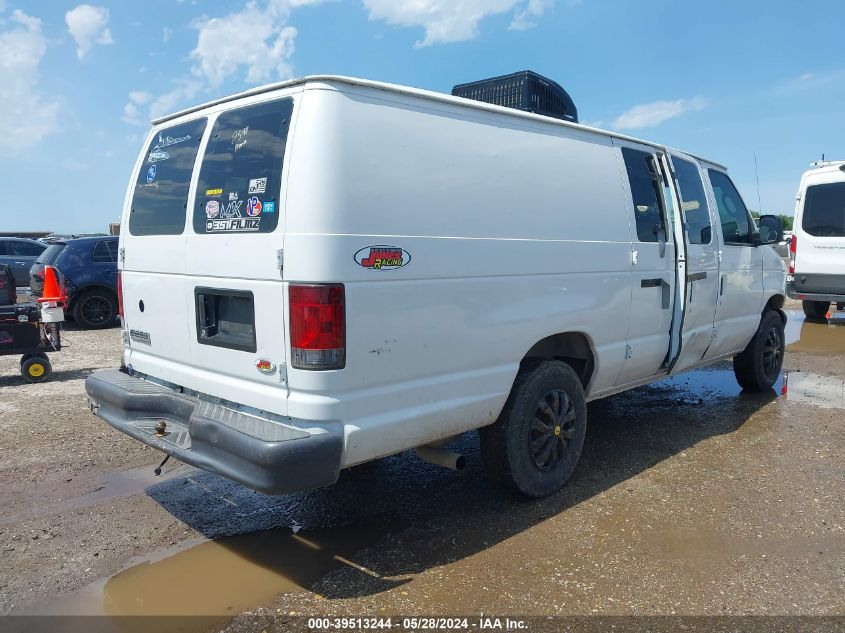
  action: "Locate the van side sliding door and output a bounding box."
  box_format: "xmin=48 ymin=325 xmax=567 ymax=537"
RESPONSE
xmin=667 ymin=154 xmax=721 ymax=373
xmin=612 ymin=140 xmax=680 ymax=386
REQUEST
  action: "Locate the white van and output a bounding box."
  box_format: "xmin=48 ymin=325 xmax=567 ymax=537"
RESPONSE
xmin=787 ymin=161 xmax=845 ymax=319
xmin=85 ymin=76 xmax=787 ymax=498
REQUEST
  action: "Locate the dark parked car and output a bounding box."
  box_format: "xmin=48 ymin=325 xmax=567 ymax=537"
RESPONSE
xmin=30 ymin=237 xmax=119 ymax=329
xmin=0 ymin=237 xmax=47 ymax=286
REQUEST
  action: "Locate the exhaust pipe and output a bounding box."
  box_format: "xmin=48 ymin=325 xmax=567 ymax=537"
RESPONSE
xmin=415 ymin=445 xmax=466 ymax=471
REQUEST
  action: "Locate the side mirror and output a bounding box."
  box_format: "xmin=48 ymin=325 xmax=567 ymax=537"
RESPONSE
xmin=757 ymin=214 xmax=784 ymax=245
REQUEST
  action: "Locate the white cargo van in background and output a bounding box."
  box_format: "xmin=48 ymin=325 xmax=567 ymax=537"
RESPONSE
xmin=85 ymin=76 xmax=787 ymax=498
xmin=788 ymin=161 xmax=845 ymax=319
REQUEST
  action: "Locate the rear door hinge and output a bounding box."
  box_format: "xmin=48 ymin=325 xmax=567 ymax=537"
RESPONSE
xmin=119 ymin=247 xmax=125 ymax=263
xmin=276 ymin=249 xmax=284 ymax=270
xmin=625 ymin=344 xmax=633 ymax=359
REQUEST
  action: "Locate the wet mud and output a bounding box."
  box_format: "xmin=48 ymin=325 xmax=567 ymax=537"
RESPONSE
xmin=2 ymin=307 xmax=843 ymax=625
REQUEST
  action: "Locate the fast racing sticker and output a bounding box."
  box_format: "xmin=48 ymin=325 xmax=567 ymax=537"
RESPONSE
xmin=354 ymin=245 xmax=411 ymax=270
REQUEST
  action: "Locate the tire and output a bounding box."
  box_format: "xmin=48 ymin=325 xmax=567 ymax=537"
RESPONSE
xmin=72 ymin=289 xmax=117 ymax=329
xmin=802 ymin=300 xmax=830 ymax=321
xmin=480 ymin=360 xmax=587 ymax=498
xmin=21 ymin=355 xmax=51 ymax=383
xmin=733 ymin=310 xmax=785 ymax=392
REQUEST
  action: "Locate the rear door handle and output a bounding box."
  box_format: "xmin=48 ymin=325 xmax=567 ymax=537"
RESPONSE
xmin=720 ymin=275 xmax=726 ymax=295
xmin=688 ymin=272 xmax=707 ymax=282
xmin=640 ymin=278 xmax=670 ymax=309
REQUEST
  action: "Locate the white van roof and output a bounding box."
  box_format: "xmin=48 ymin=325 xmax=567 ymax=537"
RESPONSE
xmin=151 ymin=74 xmax=727 ymax=171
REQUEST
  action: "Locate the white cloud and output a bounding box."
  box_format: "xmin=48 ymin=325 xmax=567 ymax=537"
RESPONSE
xmin=0 ymin=10 xmax=60 ymax=150
xmin=65 ymin=4 xmax=113 ymax=60
xmin=509 ymin=0 xmax=553 ymax=30
xmin=189 ymin=1 xmax=298 ymax=87
xmin=122 ymin=90 xmax=152 ymax=125
xmin=364 ymin=0 xmax=556 ymax=47
xmin=148 ymin=79 xmax=203 ymax=120
xmin=162 ymin=27 xmax=173 ymax=43
xmin=612 ymin=97 xmax=707 ymax=130
xmin=124 ymin=0 xmax=329 ymax=125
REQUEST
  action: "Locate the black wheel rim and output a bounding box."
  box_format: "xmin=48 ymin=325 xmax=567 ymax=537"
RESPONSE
xmin=80 ymin=296 xmax=111 ymax=324
xmin=529 ymin=389 xmax=576 ymax=471
xmin=762 ymin=326 xmax=783 ymax=378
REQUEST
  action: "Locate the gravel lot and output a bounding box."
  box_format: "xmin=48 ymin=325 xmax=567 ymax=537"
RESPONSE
xmin=0 ymin=299 xmax=843 ymax=630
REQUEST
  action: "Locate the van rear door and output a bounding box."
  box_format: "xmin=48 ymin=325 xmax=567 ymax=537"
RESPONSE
xmin=122 ymin=97 xmax=296 ymax=416
xmin=796 ymin=176 xmax=845 ymax=281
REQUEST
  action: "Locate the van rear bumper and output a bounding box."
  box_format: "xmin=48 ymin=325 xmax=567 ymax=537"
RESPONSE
xmin=787 ymin=273 xmax=845 ymax=302
xmin=84 ymin=369 xmax=343 ymax=495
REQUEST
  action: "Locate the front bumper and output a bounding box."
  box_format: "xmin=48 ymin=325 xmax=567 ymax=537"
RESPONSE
xmin=85 ymin=369 xmax=343 ymax=494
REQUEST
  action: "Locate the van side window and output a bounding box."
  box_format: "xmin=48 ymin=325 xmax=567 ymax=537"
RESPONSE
xmin=802 ymin=182 xmax=845 ymax=237
xmin=193 ymin=98 xmax=294 ymax=235
xmin=621 ymin=148 xmax=668 ymax=243
xmin=672 ymin=157 xmax=712 ymax=244
xmin=129 ymin=118 xmax=207 ymax=236
xmin=707 ymin=170 xmax=752 ymax=245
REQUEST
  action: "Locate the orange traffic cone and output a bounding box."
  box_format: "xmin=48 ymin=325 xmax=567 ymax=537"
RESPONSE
xmin=38 ymin=266 xmax=66 ymax=303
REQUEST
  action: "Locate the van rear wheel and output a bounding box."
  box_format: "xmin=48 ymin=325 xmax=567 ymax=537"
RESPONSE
xmin=733 ymin=310 xmax=785 ymax=392
xmin=802 ymin=300 xmax=830 ymax=321
xmin=480 ymin=360 xmax=587 ymax=498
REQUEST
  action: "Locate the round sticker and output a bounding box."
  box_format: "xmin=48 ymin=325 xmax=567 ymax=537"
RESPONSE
xmin=246 ymin=196 xmax=262 ymax=217
xmin=206 ymin=200 xmax=220 ymax=218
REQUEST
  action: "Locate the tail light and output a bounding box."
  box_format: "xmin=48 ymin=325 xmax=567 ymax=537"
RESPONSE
xmin=289 ymin=284 xmax=345 ymax=370
xmin=788 ymin=235 xmax=797 ymax=274
xmin=117 ymin=271 xmax=124 ymax=319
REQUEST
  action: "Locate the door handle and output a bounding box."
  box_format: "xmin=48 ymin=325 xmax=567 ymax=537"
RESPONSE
xmin=720 ymin=275 xmax=726 ymax=295
xmin=688 ymin=272 xmax=707 ymax=282
xmin=640 ymin=278 xmax=670 ymax=309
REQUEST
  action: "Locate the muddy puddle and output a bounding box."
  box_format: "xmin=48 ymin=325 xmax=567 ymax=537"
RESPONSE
xmin=784 ymin=309 xmax=845 ymax=355
xmin=21 ymin=522 xmax=400 ymax=632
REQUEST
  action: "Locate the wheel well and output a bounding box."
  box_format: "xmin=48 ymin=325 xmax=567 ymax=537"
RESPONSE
xmin=69 ymin=284 xmax=117 ymax=310
xmin=764 ymin=294 xmax=786 ymax=324
xmin=521 ymin=332 xmax=595 ymax=390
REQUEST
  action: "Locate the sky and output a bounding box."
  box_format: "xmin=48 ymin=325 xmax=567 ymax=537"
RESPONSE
xmin=1 ymin=0 xmax=844 ymax=233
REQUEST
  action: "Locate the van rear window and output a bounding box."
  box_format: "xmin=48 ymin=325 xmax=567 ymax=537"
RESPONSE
xmin=193 ymin=98 xmax=293 ymax=235
xmin=129 ymin=119 xmax=207 ymax=236
xmin=803 ymin=182 xmax=845 ymax=237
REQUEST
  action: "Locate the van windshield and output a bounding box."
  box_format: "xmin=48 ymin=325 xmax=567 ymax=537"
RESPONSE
xmin=128 ymin=119 xmax=208 ymax=236
xmin=193 ymin=98 xmax=293 ymax=235
xmin=803 ymin=182 xmax=845 ymax=237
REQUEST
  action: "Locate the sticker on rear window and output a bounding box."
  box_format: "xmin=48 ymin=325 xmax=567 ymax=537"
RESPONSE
xmin=248 ymin=178 xmax=267 ymax=194
xmin=354 ymin=245 xmax=411 ymax=271
xmin=147 ymin=150 xmax=170 ymax=163
xmin=206 ymin=188 xmax=223 ymax=197
xmin=153 ymin=132 xmax=191 ymax=149
xmin=146 ymin=165 xmax=156 ymax=183
xmin=205 ymin=201 xmax=220 ymax=218
xmin=246 ymin=197 xmax=262 ymax=216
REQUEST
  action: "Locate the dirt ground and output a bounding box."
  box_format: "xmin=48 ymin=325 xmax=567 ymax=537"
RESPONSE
xmin=0 ymin=299 xmax=843 ymax=630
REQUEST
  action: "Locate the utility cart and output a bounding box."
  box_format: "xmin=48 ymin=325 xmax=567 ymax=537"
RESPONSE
xmin=0 ymin=263 xmax=63 ymax=383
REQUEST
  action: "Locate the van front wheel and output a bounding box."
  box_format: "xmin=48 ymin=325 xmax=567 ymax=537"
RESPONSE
xmin=802 ymin=300 xmax=830 ymax=321
xmin=480 ymin=360 xmax=587 ymax=498
xmin=733 ymin=310 xmax=785 ymax=392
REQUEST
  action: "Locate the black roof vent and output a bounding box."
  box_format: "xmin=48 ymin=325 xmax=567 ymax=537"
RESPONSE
xmin=451 ymin=70 xmax=577 ymax=123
